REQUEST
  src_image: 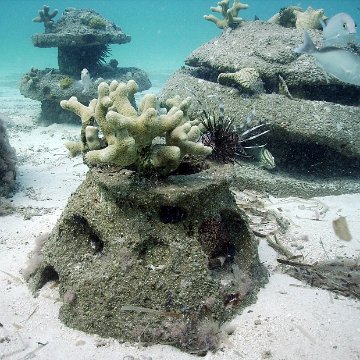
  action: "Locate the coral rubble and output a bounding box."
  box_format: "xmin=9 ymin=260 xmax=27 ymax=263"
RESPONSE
xmin=61 ymin=80 xmax=212 ymax=176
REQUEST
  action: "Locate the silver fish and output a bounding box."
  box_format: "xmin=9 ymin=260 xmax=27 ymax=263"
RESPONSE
xmin=259 ymin=148 xmax=275 ymax=169
xmin=294 ymin=31 xmax=360 ymax=86
xmin=80 ymin=68 xmax=92 ymax=94
xmin=322 ymin=12 xmax=357 ymax=47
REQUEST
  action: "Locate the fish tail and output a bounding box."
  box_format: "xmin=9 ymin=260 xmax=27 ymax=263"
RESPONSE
xmin=294 ymin=31 xmax=317 ymax=54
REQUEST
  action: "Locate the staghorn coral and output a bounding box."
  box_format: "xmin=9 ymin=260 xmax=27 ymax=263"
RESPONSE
xmin=204 ymin=0 xmax=249 ymax=29
xmin=32 ymin=5 xmax=58 ymax=33
xmin=60 ymin=80 xmax=212 ymax=176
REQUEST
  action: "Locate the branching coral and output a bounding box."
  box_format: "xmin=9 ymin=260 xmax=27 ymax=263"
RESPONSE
xmin=60 ymin=80 xmax=212 ymax=176
xmin=204 ymin=0 xmax=249 ymax=29
xmin=32 ymin=5 xmax=58 ymax=33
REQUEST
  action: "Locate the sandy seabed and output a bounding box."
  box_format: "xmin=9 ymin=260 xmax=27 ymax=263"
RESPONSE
xmin=0 ymin=84 xmax=359 ymax=360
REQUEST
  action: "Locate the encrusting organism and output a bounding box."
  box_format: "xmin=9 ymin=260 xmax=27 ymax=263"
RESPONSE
xmin=60 ymin=80 xmax=212 ymax=177
xmin=204 ymin=0 xmax=249 ymax=29
xmin=32 ymin=5 xmax=58 ymax=32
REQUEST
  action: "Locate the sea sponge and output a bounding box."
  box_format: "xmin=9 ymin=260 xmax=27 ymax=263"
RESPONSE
xmin=217 ymin=67 xmax=262 ymax=93
xmin=204 ymin=0 xmax=249 ymax=29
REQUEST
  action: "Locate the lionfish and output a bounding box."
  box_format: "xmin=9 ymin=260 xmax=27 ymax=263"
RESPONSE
xmin=198 ymin=98 xmax=272 ymax=166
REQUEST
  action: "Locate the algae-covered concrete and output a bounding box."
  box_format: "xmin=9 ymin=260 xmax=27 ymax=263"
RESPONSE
xmin=185 ymin=21 xmax=360 ymax=106
xmin=27 ymin=165 xmax=267 ymax=354
xmin=159 ymin=69 xmax=360 ymax=196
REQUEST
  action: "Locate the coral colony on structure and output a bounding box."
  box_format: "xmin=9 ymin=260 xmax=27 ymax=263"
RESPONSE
xmin=20 ymin=6 xmax=151 ymax=123
xmin=31 ymin=6 xmax=130 ymax=75
xmin=204 ymin=0 xmax=249 ymax=29
xmin=27 ymin=83 xmax=267 ymax=356
xmin=61 ymin=80 xmax=212 ymax=177
xmin=24 ymin=7 xmax=270 ymax=351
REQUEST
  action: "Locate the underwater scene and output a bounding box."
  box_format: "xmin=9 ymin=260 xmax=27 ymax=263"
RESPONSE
xmin=0 ymin=1 xmax=359 ymax=359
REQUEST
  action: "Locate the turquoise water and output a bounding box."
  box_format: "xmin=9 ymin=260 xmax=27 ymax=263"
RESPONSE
xmin=0 ymin=0 xmax=359 ymax=80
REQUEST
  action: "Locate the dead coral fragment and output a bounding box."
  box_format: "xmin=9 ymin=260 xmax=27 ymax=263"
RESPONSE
xmin=294 ymin=6 xmax=325 ymax=30
xmin=32 ymin=5 xmax=58 ymax=33
xmin=204 ymin=0 xmax=249 ymax=29
xmin=60 ymin=80 xmax=212 ymax=176
xmin=278 ymin=75 xmax=293 ymax=99
xmin=268 ymin=6 xmax=326 ymax=29
xmin=217 ymin=68 xmax=262 ymax=93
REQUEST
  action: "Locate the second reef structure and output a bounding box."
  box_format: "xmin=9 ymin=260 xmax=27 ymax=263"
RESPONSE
xmin=61 ymin=79 xmax=212 ymax=177
xmin=20 ymin=6 xmax=151 ymax=123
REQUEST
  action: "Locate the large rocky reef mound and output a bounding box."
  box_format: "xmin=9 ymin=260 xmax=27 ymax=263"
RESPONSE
xmin=0 ymin=115 xmax=16 ymax=196
xmin=160 ymin=20 xmax=360 ymax=197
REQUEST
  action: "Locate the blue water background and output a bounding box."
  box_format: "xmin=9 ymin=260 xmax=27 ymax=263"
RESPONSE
xmin=0 ymin=0 xmax=359 ymax=83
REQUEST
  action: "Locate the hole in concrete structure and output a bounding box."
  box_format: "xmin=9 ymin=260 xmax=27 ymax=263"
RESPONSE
xmin=159 ymin=206 xmax=188 ymax=224
xmin=72 ymin=214 xmax=104 ymax=253
xmin=171 ymin=155 xmax=210 ymax=176
xmin=38 ymin=265 xmax=59 ymax=289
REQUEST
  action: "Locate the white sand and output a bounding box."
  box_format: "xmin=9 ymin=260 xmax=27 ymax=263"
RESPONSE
xmin=0 ymin=87 xmax=359 ymax=360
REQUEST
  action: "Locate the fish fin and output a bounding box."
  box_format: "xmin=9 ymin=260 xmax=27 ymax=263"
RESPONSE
xmin=316 ymin=63 xmax=330 ymax=83
xmin=323 ymin=72 xmax=330 ymax=84
xmin=294 ymin=31 xmax=317 ymax=54
xmin=320 ymin=19 xmax=327 ymax=29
